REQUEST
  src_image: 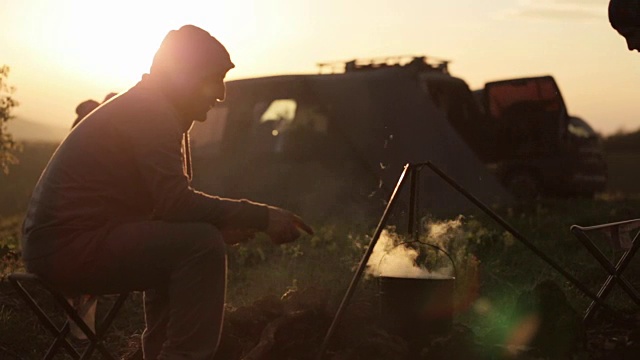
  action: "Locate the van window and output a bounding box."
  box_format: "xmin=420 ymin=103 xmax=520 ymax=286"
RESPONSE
xmin=251 ymin=98 xmax=329 ymax=157
xmin=568 ymin=116 xmax=596 ymax=139
xmin=259 ymin=99 xmax=297 ymax=128
xmin=486 ymin=78 xmax=563 ymax=120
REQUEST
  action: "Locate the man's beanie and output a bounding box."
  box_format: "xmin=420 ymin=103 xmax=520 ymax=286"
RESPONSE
xmin=609 ymin=0 xmax=640 ymax=30
xmin=151 ymin=25 xmax=234 ymax=78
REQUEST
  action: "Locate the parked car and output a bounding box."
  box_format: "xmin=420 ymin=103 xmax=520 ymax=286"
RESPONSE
xmin=189 ymin=58 xmax=510 ymax=222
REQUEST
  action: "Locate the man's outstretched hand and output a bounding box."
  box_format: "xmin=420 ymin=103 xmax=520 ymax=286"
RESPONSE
xmin=266 ymin=206 xmax=314 ymax=245
xmin=221 ymin=206 xmax=313 ymax=246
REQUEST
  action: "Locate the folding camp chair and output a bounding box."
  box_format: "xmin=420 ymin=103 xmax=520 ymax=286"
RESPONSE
xmin=8 ymin=272 xmax=130 ymax=360
xmin=570 ymin=219 xmax=640 ymax=323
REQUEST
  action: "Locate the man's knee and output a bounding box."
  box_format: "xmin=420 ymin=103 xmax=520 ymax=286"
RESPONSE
xmin=182 ymin=223 xmax=225 ymax=259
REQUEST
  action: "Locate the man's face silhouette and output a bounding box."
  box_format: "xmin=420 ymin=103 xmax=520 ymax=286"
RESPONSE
xmin=188 ymin=68 xmax=229 ymax=122
xmin=181 ymin=69 xmax=228 ymax=122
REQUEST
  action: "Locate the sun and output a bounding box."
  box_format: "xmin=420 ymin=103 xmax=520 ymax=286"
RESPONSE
xmin=47 ymin=0 xmax=249 ymax=88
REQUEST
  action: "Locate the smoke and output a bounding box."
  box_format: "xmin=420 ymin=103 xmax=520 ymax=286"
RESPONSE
xmin=427 ymin=217 xmax=464 ymax=250
xmin=366 ymin=230 xmax=428 ymax=279
xmin=366 ymin=218 xmax=463 ymax=279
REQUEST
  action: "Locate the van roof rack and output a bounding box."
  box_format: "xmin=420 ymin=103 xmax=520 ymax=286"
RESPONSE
xmin=317 ymin=55 xmax=450 ymax=75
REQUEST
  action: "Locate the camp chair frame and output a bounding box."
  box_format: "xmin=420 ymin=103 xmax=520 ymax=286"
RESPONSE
xmin=8 ymin=272 xmax=129 ymax=360
xmin=570 ymin=219 xmax=640 ymax=323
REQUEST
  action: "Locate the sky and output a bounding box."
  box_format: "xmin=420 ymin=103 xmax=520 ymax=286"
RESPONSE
xmin=1 ymin=0 xmax=639 ymax=135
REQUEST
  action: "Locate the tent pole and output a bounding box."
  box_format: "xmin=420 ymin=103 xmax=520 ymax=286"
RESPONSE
xmin=421 ymin=161 xmax=621 ymax=317
xmin=408 ymin=165 xmax=417 ymax=238
xmin=318 ymin=164 xmax=412 ymax=359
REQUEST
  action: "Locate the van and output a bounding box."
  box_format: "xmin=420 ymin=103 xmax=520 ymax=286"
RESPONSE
xmin=192 ymin=57 xmax=607 ymax=222
xmin=420 ymin=68 xmax=607 ymax=198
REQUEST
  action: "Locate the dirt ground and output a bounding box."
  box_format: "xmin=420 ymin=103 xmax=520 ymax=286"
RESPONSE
xmin=217 ymin=286 xmax=640 ymax=360
xmin=122 ymin=285 xmax=637 ymax=360
xmin=2 ymin=281 xmax=639 ymax=360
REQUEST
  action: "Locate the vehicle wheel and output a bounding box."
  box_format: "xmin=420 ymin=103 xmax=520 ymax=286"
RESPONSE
xmin=505 ymin=172 xmax=540 ymax=200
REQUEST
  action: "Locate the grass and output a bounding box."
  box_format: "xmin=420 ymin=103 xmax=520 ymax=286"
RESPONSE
xmin=1 ymin=142 xmax=640 ymax=358
xmin=0 ymin=141 xmax=58 ymax=218
xmin=2 ymin=198 xmax=640 ymax=358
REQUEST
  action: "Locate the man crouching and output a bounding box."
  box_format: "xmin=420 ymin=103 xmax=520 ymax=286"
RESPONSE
xmin=21 ymin=25 xmax=312 ymax=360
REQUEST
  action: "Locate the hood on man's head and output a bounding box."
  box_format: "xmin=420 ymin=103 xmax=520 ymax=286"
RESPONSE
xmin=150 ymin=25 xmax=235 ymax=79
xmin=609 ymin=0 xmax=640 ymax=31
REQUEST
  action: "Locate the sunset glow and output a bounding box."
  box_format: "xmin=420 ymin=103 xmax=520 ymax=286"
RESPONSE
xmin=2 ymin=0 xmax=639 ymax=135
xmin=5 ymin=1 xmax=258 ymax=87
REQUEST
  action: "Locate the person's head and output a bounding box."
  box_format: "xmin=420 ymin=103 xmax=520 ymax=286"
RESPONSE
xmin=150 ymin=25 xmax=235 ymax=122
xmin=72 ymin=99 xmax=100 ymax=128
xmin=103 ymin=92 xmax=118 ymax=103
xmin=609 ymin=0 xmax=640 ymax=51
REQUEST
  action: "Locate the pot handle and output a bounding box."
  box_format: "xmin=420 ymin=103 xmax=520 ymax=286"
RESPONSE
xmin=377 ymin=240 xmax=458 ymax=279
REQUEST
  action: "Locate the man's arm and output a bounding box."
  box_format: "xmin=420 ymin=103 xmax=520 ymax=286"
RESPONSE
xmin=123 ymin=96 xmax=312 ymax=242
xmin=123 ymin=102 xmax=268 ymax=230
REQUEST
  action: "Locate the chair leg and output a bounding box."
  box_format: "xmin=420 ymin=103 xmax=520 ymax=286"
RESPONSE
xmin=584 ymin=276 xmax=615 ymax=323
xmin=616 ymin=239 xmax=640 ymax=304
xmin=82 ymin=293 xmax=129 ymax=360
xmin=46 ymin=288 xmax=126 ymax=360
xmin=8 ymin=276 xmax=81 ymax=358
xmin=581 ymin=237 xmax=640 ymax=323
xmin=8 ymin=273 xmax=130 ymax=360
xmin=44 ymin=322 xmax=80 ymax=360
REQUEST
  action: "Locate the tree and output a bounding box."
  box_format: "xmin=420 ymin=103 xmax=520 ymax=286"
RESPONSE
xmin=0 ymin=65 xmax=19 ymax=174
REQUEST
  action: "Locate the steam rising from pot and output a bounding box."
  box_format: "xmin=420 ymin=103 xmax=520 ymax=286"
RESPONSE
xmin=366 ymin=218 xmax=463 ymax=279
